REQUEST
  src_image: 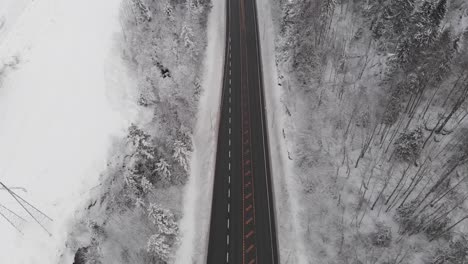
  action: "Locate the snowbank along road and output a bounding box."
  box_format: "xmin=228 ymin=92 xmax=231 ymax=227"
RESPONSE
xmin=207 ymin=0 xmax=279 ymax=263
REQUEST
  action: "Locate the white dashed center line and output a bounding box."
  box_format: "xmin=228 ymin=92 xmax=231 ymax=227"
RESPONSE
xmin=226 ymin=38 xmax=233 ymax=263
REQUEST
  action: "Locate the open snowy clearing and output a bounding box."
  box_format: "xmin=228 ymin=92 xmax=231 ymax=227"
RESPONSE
xmin=0 ymin=0 xmax=137 ymax=262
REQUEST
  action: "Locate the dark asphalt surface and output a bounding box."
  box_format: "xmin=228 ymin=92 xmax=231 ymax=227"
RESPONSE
xmin=207 ymin=0 xmax=279 ymax=263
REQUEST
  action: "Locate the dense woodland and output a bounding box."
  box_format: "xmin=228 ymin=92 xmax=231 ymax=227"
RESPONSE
xmin=66 ymin=0 xmax=211 ymax=263
xmin=275 ymin=0 xmax=468 ymax=263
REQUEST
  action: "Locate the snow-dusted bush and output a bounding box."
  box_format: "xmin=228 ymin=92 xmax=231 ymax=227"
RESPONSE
xmin=370 ymin=222 xmax=392 ymax=247
xmin=382 ymin=95 xmax=402 ymax=126
xmin=147 ymin=234 xmax=171 ymax=261
xmin=431 ymin=235 xmax=468 ymax=264
xmin=73 ymin=246 xmax=102 ymax=264
xmin=140 ymin=177 xmax=153 ymax=193
xmin=395 ymin=200 xmax=420 ymax=234
xmin=423 ymin=216 xmax=450 ymax=240
xmin=394 ymin=127 xmax=424 ymax=163
xmin=146 ymin=204 xmax=179 ymax=261
xmin=86 ymin=220 xmax=106 ymax=242
xmin=155 ymin=158 xmax=171 ymax=181
xmin=147 ymin=203 xmax=178 ymax=236
xmin=173 ymin=140 xmax=190 ymax=172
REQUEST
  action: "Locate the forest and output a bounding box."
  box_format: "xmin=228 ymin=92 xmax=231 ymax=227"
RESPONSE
xmin=65 ymin=0 xmax=211 ymax=263
xmin=273 ymin=0 xmax=468 ymax=263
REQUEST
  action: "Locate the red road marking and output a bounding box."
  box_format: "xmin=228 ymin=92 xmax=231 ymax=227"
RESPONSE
xmin=239 ymin=0 xmax=257 ymax=263
xmin=246 ymin=230 xmax=254 ymax=238
xmin=247 ymin=245 xmax=255 ymax=253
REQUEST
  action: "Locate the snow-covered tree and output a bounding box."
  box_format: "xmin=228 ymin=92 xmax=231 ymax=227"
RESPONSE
xmin=146 ymin=204 xmax=179 ymax=260
xmin=147 ymin=203 xmax=178 ymax=236
xmin=130 ymin=0 xmax=152 ymax=23
xmin=370 ymin=222 xmax=392 ymax=247
xmin=155 ymin=158 xmax=171 ymax=180
xmin=147 ymin=234 xmax=171 ymax=260
xmin=394 ymin=127 xmax=424 ymax=163
xmin=181 ymin=25 xmax=195 ymax=50
xmin=140 ymin=177 xmax=152 ymax=193
xmin=135 ymin=197 xmax=146 ymax=209
xmin=124 ymin=173 xmax=138 ymax=190
xmin=127 ymin=124 xmax=152 ymax=151
xmin=187 ymin=0 xmax=206 ymax=15
xmin=173 ymin=140 xmax=190 ymax=171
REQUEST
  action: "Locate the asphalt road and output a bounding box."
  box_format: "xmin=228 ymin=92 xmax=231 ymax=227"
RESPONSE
xmin=207 ymin=0 xmax=279 ymax=263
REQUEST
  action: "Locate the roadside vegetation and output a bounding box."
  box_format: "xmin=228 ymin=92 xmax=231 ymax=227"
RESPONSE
xmin=273 ymin=0 xmax=468 ymax=262
xmin=64 ymin=0 xmax=211 ymax=263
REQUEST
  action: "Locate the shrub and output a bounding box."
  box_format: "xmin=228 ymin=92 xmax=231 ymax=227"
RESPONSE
xmin=423 ymin=216 xmax=449 ymax=240
xmin=430 ymin=235 xmax=468 ymax=264
xmin=395 ymin=200 xmax=420 ymax=234
xmin=394 ymin=127 xmax=424 ymax=163
xmin=73 ymin=246 xmax=102 ymax=264
xmin=370 ymin=222 xmax=392 ymax=247
xmin=147 ymin=234 xmax=171 ymax=261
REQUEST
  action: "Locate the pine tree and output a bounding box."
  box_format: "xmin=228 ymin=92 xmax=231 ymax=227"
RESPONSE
xmin=155 ymin=158 xmax=171 ymax=180
xmin=173 ymin=140 xmax=190 ymax=171
xmin=148 ymin=204 xmax=178 ymax=235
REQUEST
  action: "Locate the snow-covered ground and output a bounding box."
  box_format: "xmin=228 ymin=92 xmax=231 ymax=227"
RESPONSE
xmin=0 ymin=0 xmax=137 ymax=262
xmin=255 ymin=0 xmax=307 ymax=263
xmin=0 ymin=0 xmax=30 ymax=43
xmin=175 ymin=0 xmax=225 ymax=262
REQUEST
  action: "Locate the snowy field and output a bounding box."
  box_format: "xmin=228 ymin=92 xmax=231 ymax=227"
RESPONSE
xmin=0 ymin=0 xmax=136 ymax=262
xmin=0 ymin=0 xmax=30 ymax=43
